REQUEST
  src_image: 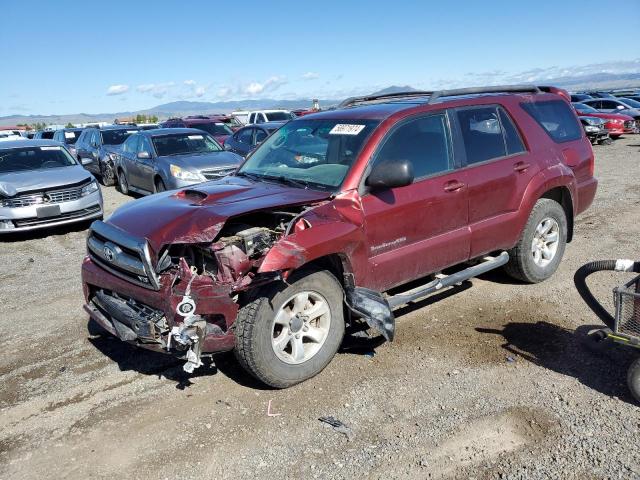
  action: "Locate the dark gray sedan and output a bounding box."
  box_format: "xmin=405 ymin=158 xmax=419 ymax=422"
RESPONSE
xmin=0 ymin=140 xmax=103 ymax=234
xmin=114 ymin=128 xmax=243 ymax=195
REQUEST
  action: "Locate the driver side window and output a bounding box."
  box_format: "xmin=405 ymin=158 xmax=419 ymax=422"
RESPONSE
xmin=138 ymin=136 xmax=153 ymax=156
xmin=373 ymin=114 xmax=453 ymax=180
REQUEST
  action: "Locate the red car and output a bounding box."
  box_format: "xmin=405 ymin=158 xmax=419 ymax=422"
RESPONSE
xmin=82 ymin=85 xmax=596 ymax=387
xmin=572 ymin=102 xmax=636 ymax=137
xmin=160 ymin=116 xmax=234 ymax=144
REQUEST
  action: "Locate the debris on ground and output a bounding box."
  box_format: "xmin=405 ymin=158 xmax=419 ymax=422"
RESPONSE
xmin=319 ymin=416 xmax=353 ymax=441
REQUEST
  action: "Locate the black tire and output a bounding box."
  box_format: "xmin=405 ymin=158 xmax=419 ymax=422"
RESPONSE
xmin=100 ymin=160 xmax=115 ymax=186
xmin=504 ymin=198 xmax=567 ymax=283
xmin=628 ymin=358 xmax=640 ymax=404
xmin=117 ymin=169 xmax=130 ymax=195
xmin=234 ymin=268 xmax=345 ymax=388
xmin=155 ymin=178 xmax=166 ymax=193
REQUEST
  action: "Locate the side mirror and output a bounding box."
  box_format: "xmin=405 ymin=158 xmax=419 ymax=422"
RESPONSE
xmin=81 ymin=157 xmax=92 ymax=166
xmin=137 ymin=151 xmax=151 ymax=160
xmin=366 ymin=159 xmax=414 ymax=190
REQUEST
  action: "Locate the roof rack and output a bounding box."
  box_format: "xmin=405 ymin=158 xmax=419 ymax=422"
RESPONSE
xmin=427 ymin=85 xmax=541 ymax=104
xmin=338 ymin=91 xmax=433 ymax=108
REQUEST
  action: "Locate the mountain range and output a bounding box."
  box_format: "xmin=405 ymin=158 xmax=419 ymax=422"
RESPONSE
xmin=1 ymin=72 xmax=638 ymax=127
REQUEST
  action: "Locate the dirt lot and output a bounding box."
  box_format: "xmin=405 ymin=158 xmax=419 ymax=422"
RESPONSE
xmin=1 ymin=137 xmax=639 ymax=480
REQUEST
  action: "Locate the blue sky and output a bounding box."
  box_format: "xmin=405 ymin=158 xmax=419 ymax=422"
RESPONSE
xmin=1 ymin=0 xmax=638 ymax=115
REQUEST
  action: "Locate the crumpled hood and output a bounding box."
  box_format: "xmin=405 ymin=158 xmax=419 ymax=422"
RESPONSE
xmin=0 ymin=165 xmax=92 ymax=197
xmin=106 ymin=176 xmax=331 ymax=252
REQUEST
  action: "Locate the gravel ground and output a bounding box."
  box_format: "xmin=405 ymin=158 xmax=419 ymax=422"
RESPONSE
xmin=1 ymin=137 xmax=639 ymax=480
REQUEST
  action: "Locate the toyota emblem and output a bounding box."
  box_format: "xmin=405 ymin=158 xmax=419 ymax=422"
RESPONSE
xmin=103 ymin=246 xmax=115 ymax=262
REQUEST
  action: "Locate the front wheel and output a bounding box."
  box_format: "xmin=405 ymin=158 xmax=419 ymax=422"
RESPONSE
xmin=117 ymin=170 xmax=130 ymax=195
xmin=504 ymin=198 xmax=567 ymax=283
xmin=234 ymin=268 xmax=345 ymax=388
xmin=155 ymin=178 xmax=166 ymax=193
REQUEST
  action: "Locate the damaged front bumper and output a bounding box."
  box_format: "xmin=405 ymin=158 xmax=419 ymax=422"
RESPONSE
xmin=82 ymin=256 xmax=239 ymax=369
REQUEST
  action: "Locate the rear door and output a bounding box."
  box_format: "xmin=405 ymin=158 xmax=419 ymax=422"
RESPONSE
xmin=455 ymin=105 xmax=536 ymax=257
xmin=361 ymin=111 xmax=470 ymax=291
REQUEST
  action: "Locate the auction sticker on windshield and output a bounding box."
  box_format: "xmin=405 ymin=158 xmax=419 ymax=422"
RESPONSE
xmin=329 ymin=124 xmax=366 ymax=135
xmin=187 ymin=135 xmax=203 ymax=140
xmin=64 ymin=132 xmax=76 ymax=139
xmin=40 ymin=146 xmax=61 ymax=151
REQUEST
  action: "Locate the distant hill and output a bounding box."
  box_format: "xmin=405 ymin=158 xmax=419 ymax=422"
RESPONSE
xmin=369 ymin=85 xmax=419 ymax=95
xmin=2 ymin=71 xmax=639 ymax=127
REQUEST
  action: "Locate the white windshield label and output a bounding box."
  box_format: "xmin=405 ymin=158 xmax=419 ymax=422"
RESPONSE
xmin=329 ymin=124 xmax=366 ymax=135
xmin=64 ymin=132 xmax=75 ymax=139
xmin=40 ymin=146 xmax=61 ymax=151
xmin=126 ymin=130 xmax=137 ymax=134
xmin=187 ymin=135 xmax=203 ymax=140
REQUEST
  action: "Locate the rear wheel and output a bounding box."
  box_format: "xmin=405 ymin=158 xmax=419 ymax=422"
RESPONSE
xmin=505 ymin=198 xmax=567 ymax=283
xmin=100 ymin=161 xmax=115 ymax=186
xmin=234 ymin=268 xmax=345 ymax=388
xmin=117 ymin=169 xmax=129 ymax=195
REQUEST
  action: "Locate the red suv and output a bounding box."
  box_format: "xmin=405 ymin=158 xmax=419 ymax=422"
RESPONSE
xmin=82 ymin=85 xmax=597 ymax=387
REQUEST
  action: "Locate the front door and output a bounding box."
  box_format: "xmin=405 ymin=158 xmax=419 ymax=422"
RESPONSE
xmin=360 ymin=112 xmax=470 ymax=292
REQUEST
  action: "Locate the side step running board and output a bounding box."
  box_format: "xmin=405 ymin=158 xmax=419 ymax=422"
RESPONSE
xmin=387 ymin=252 xmax=509 ymax=308
xmin=345 ymin=252 xmax=509 ymax=341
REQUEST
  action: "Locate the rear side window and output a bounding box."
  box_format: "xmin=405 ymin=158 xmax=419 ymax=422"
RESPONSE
xmin=498 ymin=108 xmax=526 ymax=155
xmin=375 ymin=114 xmax=452 ymax=179
xmin=521 ymin=100 xmax=582 ymax=143
xmin=255 ymin=128 xmax=268 ymax=144
xmin=457 ymin=107 xmax=506 ymax=164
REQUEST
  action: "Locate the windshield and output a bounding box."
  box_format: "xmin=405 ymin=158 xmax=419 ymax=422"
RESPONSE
xmin=265 ymin=112 xmax=293 ymax=121
xmin=0 ymin=145 xmax=77 ymax=173
xmin=190 ymin=122 xmax=233 ymax=136
xmin=621 ymin=98 xmax=640 ymax=108
xmin=63 ymin=130 xmax=83 ymax=144
xmin=573 ymin=103 xmax=597 ymax=113
xmin=237 ymin=119 xmax=379 ymax=190
xmin=102 ymin=129 xmax=138 ymax=145
xmin=152 ymin=133 xmax=222 ymax=156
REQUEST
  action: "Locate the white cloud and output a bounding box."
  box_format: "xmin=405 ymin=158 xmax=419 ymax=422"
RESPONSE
xmin=217 ymin=86 xmax=233 ymax=98
xmin=242 ymin=76 xmax=287 ymax=96
xmin=184 ymin=79 xmax=196 ymax=86
xmin=302 ymin=72 xmax=319 ymax=80
xmin=194 ymin=86 xmax=206 ymax=97
xmin=136 ymin=84 xmax=155 ymax=93
xmin=106 ymin=84 xmax=129 ymax=96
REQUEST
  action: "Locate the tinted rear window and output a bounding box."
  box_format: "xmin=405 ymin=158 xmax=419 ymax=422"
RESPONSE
xmin=521 ymin=100 xmax=582 ymax=143
xmin=102 ymin=129 xmax=138 ymax=145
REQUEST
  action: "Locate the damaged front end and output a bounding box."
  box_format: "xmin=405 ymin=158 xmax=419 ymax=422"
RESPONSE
xmin=83 ymin=208 xmax=309 ymax=372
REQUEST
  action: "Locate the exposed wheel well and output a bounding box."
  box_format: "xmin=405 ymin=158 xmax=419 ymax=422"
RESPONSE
xmin=154 ymin=175 xmax=164 ymax=187
xmin=301 ymin=254 xmax=353 ymax=289
xmin=541 ymin=186 xmax=574 ymax=242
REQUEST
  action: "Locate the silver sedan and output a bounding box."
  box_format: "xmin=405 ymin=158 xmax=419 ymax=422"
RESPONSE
xmin=0 ymin=139 xmax=103 ymax=234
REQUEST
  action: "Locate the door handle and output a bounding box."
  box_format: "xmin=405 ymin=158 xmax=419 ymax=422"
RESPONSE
xmin=444 ymin=180 xmax=465 ymax=192
xmin=514 ymin=161 xmax=531 ymax=173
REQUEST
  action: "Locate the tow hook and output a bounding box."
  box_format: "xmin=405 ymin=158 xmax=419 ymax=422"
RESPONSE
xmin=168 ymin=292 xmax=206 ymax=373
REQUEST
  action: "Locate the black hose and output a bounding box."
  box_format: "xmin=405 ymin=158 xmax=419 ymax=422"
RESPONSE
xmin=574 ymin=260 xmax=640 ymax=329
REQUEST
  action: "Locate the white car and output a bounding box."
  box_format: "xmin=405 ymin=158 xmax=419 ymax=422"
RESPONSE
xmin=233 ymin=110 xmax=294 ymax=125
xmin=0 ymin=131 xmax=25 ymax=142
